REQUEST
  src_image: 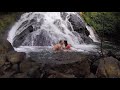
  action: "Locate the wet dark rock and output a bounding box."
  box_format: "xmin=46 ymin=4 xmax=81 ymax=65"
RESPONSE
xmin=107 ymin=50 xmax=116 ymax=58
xmin=47 ymin=70 xmax=76 ymax=78
xmin=49 ymin=60 xmax=90 ymax=78
xmin=2 ymin=61 xmax=12 ymax=71
xmin=13 ymin=25 xmax=34 ymax=47
xmin=68 ymin=14 xmax=86 ymax=33
xmin=20 ymin=60 xmax=40 ymax=73
xmin=90 ymin=60 xmax=100 ymax=74
xmin=29 ymin=52 xmax=89 ymax=65
xmin=11 ymin=64 xmax=19 ymax=72
xmin=0 ymin=39 xmax=14 ymax=54
xmin=115 ymin=51 xmax=120 ymax=61
xmin=0 ymin=54 xmax=7 ymax=67
xmin=86 ymin=73 xmax=97 ymax=78
xmin=32 ymin=29 xmax=52 ymax=46
xmin=27 ymin=66 xmax=41 ymax=78
xmin=13 ymin=72 xmax=28 ymax=78
xmin=7 ymin=51 xmax=26 ymax=64
xmin=0 ymin=71 xmax=15 ymax=78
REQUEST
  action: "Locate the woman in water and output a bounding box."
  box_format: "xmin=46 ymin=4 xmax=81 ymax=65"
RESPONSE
xmin=64 ymin=40 xmax=71 ymax=50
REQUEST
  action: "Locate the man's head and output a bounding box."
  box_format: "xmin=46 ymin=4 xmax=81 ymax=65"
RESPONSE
xmin=59 ymin=40 xmax=64 ymax=45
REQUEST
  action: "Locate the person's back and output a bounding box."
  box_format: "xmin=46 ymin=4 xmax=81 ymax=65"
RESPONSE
xmin=53 ymin=44 xmax=61 ymax=51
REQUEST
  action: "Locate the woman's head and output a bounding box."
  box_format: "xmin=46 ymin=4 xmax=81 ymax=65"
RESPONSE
xmin=64 ymin=40 xmax=68 ymax=47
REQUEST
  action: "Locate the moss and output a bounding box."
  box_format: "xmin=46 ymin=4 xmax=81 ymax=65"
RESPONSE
xmin=81 ymin=12 xmax=120 ymax=44
xmin=0 ymin=12 xmax=23 ymax=37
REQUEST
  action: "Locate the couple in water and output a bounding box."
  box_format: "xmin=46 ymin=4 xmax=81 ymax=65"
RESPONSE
xmin=53 ymin=40 xmax=71 ymax=51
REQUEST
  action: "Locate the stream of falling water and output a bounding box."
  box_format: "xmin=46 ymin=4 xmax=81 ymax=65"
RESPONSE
xmin=7 ymin=12 xmax=99 ymax=53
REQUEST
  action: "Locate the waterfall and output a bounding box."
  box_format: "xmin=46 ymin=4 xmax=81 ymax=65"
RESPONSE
xmin=86 ymin=25 xmax=100 ymax=42
xmin=7 ymin=12 xmax=99 ymax=53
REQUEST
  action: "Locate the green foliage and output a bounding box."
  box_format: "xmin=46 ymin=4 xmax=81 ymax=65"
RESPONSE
xmin=0 ymin=12 xmax=23 ymax=37
xmin=81 ymin=12 xmax=120 ymax=44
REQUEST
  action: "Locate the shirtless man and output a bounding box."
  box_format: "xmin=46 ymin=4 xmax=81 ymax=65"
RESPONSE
xmin=53 ymin=40 xmax=64 ymax=51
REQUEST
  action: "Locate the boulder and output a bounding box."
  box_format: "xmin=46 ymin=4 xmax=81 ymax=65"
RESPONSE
xmin=106 ymin=50 xmax=116 ymax=58
xmin=72 ymin=60 xmax=90 ymax=77
xmin=20 ymin=60 xmax=40 ymax=73
xmin=27 ymin=65 xmax=41 ymax=78
xmin=50 ymin=60 xmax=90 ymax=77
xmin=68 ymin=14 xmax=93 ymax=44
xmin=83 ymin=36 xmax=93 ymax=44
xmin=115 ymin=51 xmax=120 ymax=61
xmin=90 ymin=60 xmax=100 ymax=74
xmin=11 ymin=64 xmax=19 ymax=72
xmin=0 ymin=39 xmax=14 ymax=54
xmin=0 ymin=70 xmax=15 ymax=78
xmin=68 ymin=14 xmax=86 ymax=33
xmin=89 ymin=53 xmax=101 ymax=74
xmin=2 ymin=61 xmax=11 ymax=71
xmin=47 ymin=70 xmax=76 ymax=78
xmin=7 ymin=51 xmax=26 ymax=64
xmin=29 ymin=52 xmax=89 ymax=64
xmin=96 ymin=57 xmax=120 ymax=78
xmin=85 ymin=73 xmax=97 ymax=78
xmin=0 ymin=54 xmax=6 ymax=67
xmin=13 ymin=73 xmax=28 ymax=78
xmin=13 ymin=25 xmax=34 ymax=47
xmin=0 ymin=69 xmax=4 ymax=76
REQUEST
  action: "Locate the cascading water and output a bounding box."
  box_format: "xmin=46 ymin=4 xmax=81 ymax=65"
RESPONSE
xmin=86 ymin=25 xmax=99 ymax=42
xmin=7 ymin=12 xmax=99 ymax=53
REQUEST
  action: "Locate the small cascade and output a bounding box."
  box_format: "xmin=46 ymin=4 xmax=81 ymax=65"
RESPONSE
xmin=86 ymin=25 xmax=100 ymax=42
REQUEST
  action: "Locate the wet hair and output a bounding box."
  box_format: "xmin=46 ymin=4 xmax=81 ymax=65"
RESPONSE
xmin=59 ymin=40 xmax=63 ymax=44
xmin=64 ymin=40 xmax=68 ymax=47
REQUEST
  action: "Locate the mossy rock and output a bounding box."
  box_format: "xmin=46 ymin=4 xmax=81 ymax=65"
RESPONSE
xmin=7 ymin=51 xmax=26 ymax=64
xmin=0 ymin=54 xmax=7 ymax=67
xmin=0 ymin=39 xmax=14 ymax=54
xmin=96 ymin=57 xmax=120 ymax=78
